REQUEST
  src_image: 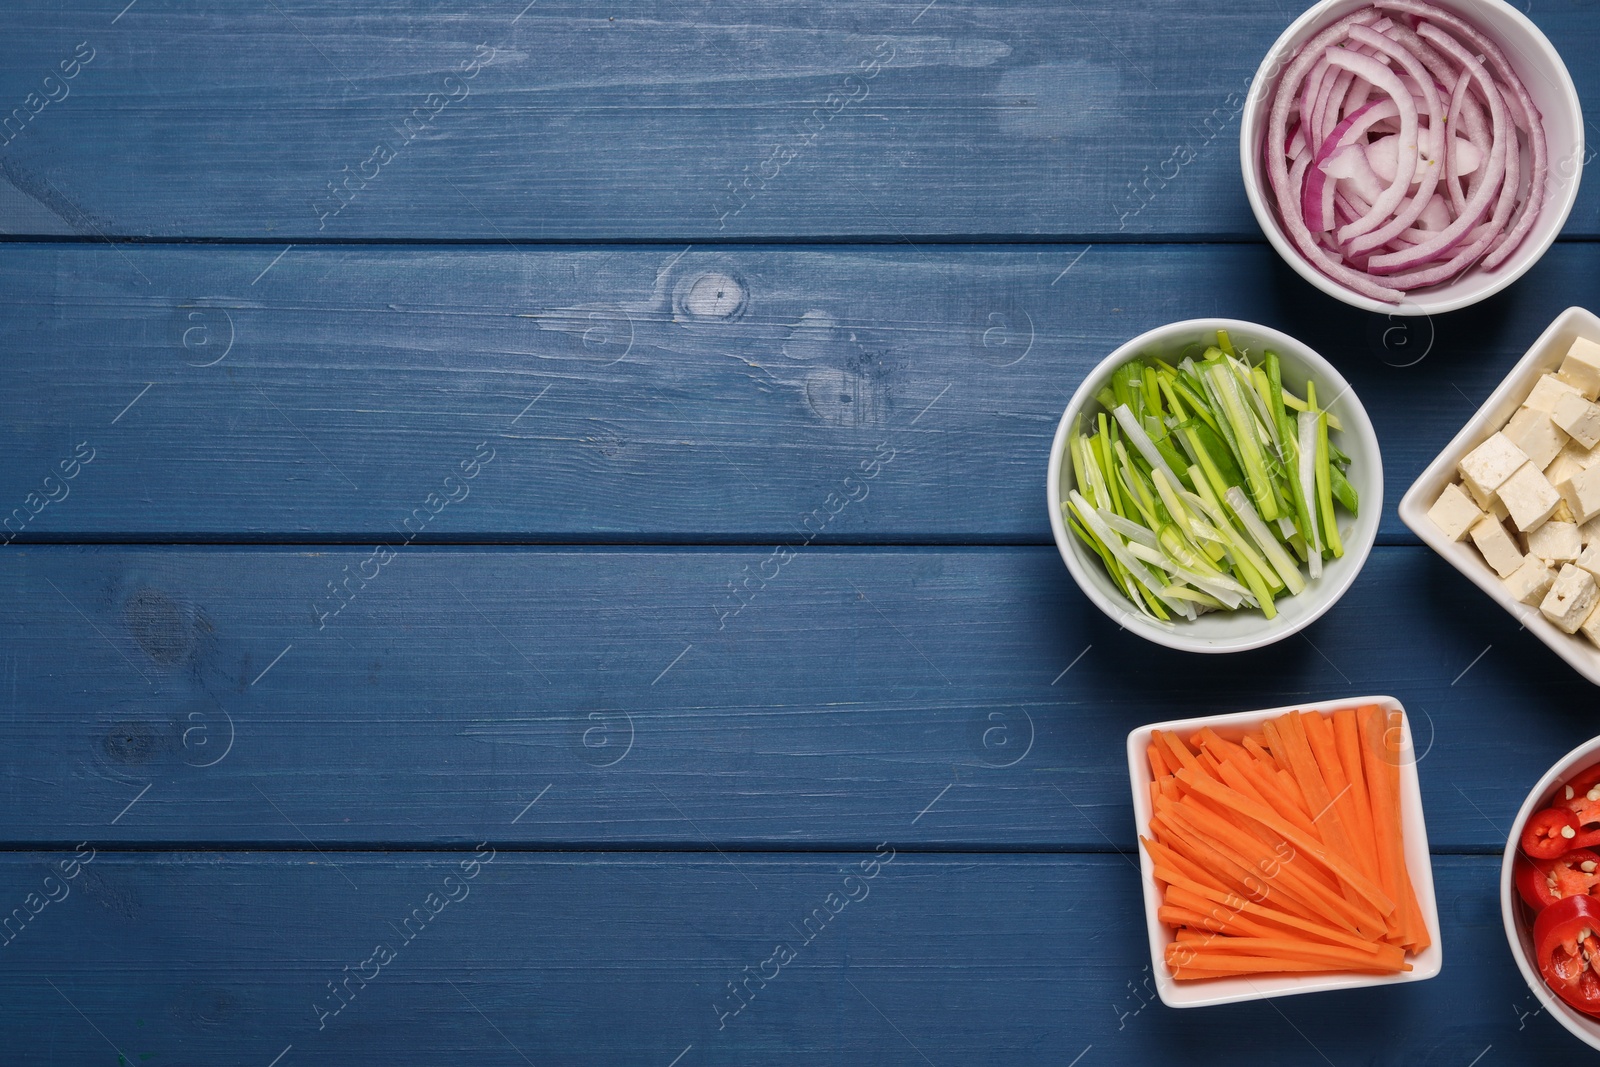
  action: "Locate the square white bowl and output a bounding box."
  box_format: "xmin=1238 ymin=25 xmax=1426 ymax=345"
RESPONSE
xmin=1126 ymin=695 xmax=1444 ymax=1008
xmin=1397 ymin=306 xmax=1600 ymax=686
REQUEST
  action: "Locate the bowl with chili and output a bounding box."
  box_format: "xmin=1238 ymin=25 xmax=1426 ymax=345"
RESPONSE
xmin=1503 ymin=734 xmax=1600 ymax=1049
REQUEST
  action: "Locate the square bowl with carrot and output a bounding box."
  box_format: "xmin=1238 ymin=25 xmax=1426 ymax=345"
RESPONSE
xmin=1126 ymin=696 xmax=1443 ymax=1007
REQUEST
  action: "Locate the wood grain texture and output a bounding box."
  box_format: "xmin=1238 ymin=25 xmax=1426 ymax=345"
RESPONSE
xmin=0 ymin=852 xmax=1562 ymax=1064
xmin=0 ymin=544 xmax=1585 ymax=851
xmin=2 ymin=242 xmax=1595 ymax=544
xmin=0 ymin=0 xmax=1593 ymax=238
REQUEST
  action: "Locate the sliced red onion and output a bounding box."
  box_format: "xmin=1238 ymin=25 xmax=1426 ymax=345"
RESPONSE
xmin=1342 ymin=24 xmax=1445 ymax=254
xmin=1262 ymin=2 xmax=1546 ymax=301
xmin=1376 ymin=0 xmax=1547 ymax=269
xmin=1324 ymin=48 xmax=1420 ymax=242
xmin=1366 ymin=24 xmax=1509 ymax=273
xmin=1266 ymin=8 xmax=1403 ymax=301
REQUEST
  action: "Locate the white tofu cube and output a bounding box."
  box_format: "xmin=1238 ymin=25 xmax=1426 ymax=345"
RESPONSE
xmin=1583 ymin=514 xmax=1600 ymax=547
xmin=1507 ymin=405 xmax=1570 ymax=468
xmin=1553 ymin=499 xmax=1578 ymax=525
xmin=1471 ymin=515 xmax=1526 ymax=577
xmin=1489 ymin=495 xmax=1511 ymax=522
xmin=1459 ymin=433 xmax=1532 ymax=506
xmin=1504 ymin=557 xmax=1558 ymax=605
xmin=1547 ymin=444 xmax=1592 ymax=490
xmin=1577 ymin=542 xmax=1600 ymax=581
xmin=1427 ymin=483 xmax=1483 ymax=542
xmin=1499 ymin=462 xmax=1563 ymax=532
xmin=1582 ymin=603 xmax=1600 ymax=650
xmin=1552 ymin=392 xmax=1600 ymax=450
xmin=1542 ymin=563 xmax=1600 ymax=633
xmin=1529 ymin=520 xmax=1583 ymax=563
xmin=1528 ymin=373 xmax=1585 ymax=413
xmin=1560 ymin=336 xmax=1600 ymax=399
xmin=1561 ymin=464 xmax=1600 ymax=525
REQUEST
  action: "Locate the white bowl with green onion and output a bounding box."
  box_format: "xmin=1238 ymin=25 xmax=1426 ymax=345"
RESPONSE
xmin=1047 ymin=319 xmax=1383 ymax=653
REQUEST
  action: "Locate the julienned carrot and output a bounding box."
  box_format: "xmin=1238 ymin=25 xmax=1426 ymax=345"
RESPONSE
xmin=1158 ymin=728 xmax=1204 ymax=775
xmin=1147 ymin=705 xmax=1430 ymax=981
xmin=1332 ymin=708 xmax=1380 ymax=887
xmin=1175 ymin=937 xmax=1406 ymax=971
xmin=1161 ymin=797 xmax=1374 ymax=933
xmin=1381 ymin=709 xmax=1430 ymax=953
xmin=1175 ymin=768 xmax=1394 ymax=921
xmin=1241 ymin=733 xmax=1279 ymax=771
xmin=1167 ymin=951 xmax=1405 ymax=976
xmin=1218 ymin=754 xmax=1321 ymax=840
xmin=1304 ymin=708 xmax=1383 ymax=898
xmin=1277 ymin=712 xmax=1366 ymax=911
xmin=1141 ymin=835 xmax=1232 ymax=896
xmin=1193 ymin=727 xmax=1249 ymax=764
xmin=1162 ymin=882 xmax=1383 ymax=953
xmin=1148 ymin=742 xmax=1171 ymax=780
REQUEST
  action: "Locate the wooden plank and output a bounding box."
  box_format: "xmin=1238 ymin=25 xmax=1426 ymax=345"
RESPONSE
xmin=0 ymin=1 xmax=1594 ymax=239
xmin=0 ymin=544 xmax=1582 ymax=850
xmin=0 ymin=851 xmax=1565 ymax=1062
xmin=1 ymin=241 xmax=1591 ymax=544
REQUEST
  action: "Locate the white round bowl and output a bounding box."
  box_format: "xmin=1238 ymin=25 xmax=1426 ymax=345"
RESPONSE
xmin=1240 ymin=0 xmax=1584 ymax=316
xmin=1501 ymin=734 xmax=1600 ymax=1051
xmin=1045 ymin=318 xmax=1382 ymax=653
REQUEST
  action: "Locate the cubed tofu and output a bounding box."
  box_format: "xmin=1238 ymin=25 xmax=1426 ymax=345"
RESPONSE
xmin=1459 ymin=433 xmax=1531 ymax=506
xmin=1560 ymin=336 xmax=1600 ymax=400
xmin=1542 ymin=563 xmax=1600 ymax=633
xmin=1507 ymin=405 xmax=1570 ymax=468
xmin=1528 ymin=373 xmax=1586 ymax=413
xmin=1547 ymin=444 xmax=1593 ymax=490
xmin=1582 ymin=603 xmax=1600 ymax=650
xmin=1552 ymin=392 xmax=1600 ymax=450
xmin=1504 ymin=556 xmax=1558 ymax=605
xmin=1583 ymin=514 xmax=1600 ymax=547
xmin=1471 ymin=515 xmax=1526 ymax=577
xmin=1427 ymin=482 xmax=1483 ymax=542
xmin=1553 ymin=498 xmax=1578 ymax=524
xmin=1529 ymin=520 xmax=1583 ymax=563
xmin=1577 ymin=543 xmax=1600 ymax=581
xmin=1561 ymin=465 xmax=1600 ymax=526
xmin=1489 ymin=495 xmax=1511 ymax=522
xmin=1500 ymin=462 xmax=1563 ymax=532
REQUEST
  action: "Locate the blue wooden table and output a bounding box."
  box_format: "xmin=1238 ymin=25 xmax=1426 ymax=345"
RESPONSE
xmin=2 ymin=1 xmax=1599 ymax=1062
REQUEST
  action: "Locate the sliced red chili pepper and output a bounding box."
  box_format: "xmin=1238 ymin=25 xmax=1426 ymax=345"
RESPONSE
xmin=1518 ymin=853 xmax=1561 ymax=911
xmin=1525 ymin=806 xmax=1584 ymax=859
xmin=1558 ymin=770 xmax=1600 ymax=828
xmin=1535 ymin=894 xmax=1600 ymax=1016
xmin=1515 ymin=850 xmax=1600 ymax=912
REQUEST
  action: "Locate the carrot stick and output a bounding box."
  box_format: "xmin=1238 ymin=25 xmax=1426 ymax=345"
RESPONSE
xmin=1167 ymin=950 xmax=1406 ymax=975
xmin=1161 ymin=799 xmax=1369 ymax=931
xmin=1332 ymin=708 xmax=1382 ymax=887
xmin=1357 ymin=704 xmax=1414 ymax=946
xmin=1163 ymin=883 xmax=1381 ymax=952
xmin=1148 ymin=741 xmax=1171 ymax=780
xmin=1303 ymin=710 xmax=1380 ymax=888
xmin=1150 ymin=814 xmax=1289 ymax=910
xmin=1174 ymin=767 xmax=1395 ymax=922
xmin=1141 ymin=835 xmax=1233 ymax=895
xmin=1181 ymin=937 xmax=1404 ymax=970
xmin=1383 ymin=710 xmax=1430 ymax=952
xmin=1220 ymin=754 xmax=1320 ymax=839
xmin=1242 ymin=733 xmax=1279 ymax=771
xmin=1158 ymin=728 xmax=1204 ymax=776
xmin=1193 ymin=727 xmax=1249 ymax=765
xmin=1280 ymin=711 xmax=1358 ymax=851
xmin=1272 ymin=711 xmax=1379 ymax=919
xmin=1273 ymin=767 xmax=1313 ymax=816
